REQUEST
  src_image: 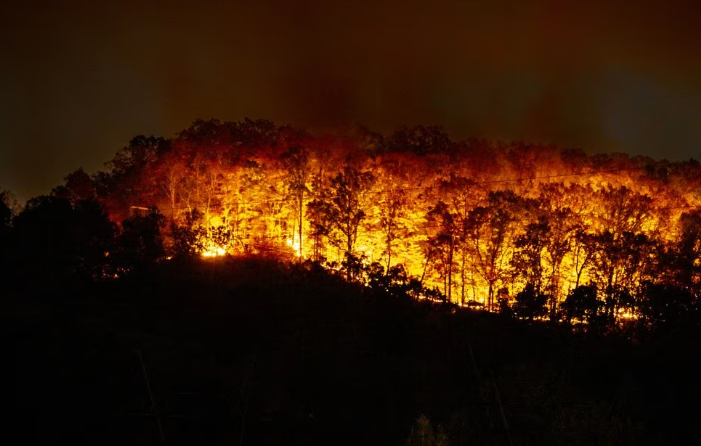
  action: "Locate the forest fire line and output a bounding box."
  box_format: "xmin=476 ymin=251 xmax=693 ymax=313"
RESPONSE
xmin=62 ymin=119 xmax=698 ymax=321
xmin=201 ymin=246 xmax=226 ymax=257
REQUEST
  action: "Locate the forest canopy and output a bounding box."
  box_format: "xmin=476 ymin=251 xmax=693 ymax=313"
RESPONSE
xmin=6 ymin=119 xmax=701 ymax=325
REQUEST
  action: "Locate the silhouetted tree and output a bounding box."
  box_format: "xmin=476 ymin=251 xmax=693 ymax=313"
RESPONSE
xmin=432 ymin=176 xmax=483 ymax=304
xmin=170 ymin=209 xmax=208 ymax=259
xmin=13 ymin=195 xmax=75 ymax=280
xmin=114 ymin=206 xmax=165 ymax=272
xmin=52 ymin=168 xmax=97 ymax=205
xmin=12 ymin=195 xmax=115 ymax=282
xmin=377 ymin=180 xmax=408 ymax=272
xmin=465 ymin=190 xmax=524 ymax=311
xmin=71 ymin=199 xmax=117 ymax=279
xmin=668 ymin=212 xmax=701 ymax=294
xmin=280 ymin=145 xmax=311 ymax=258
xmin=383 ymin=125 xmax=455 ymax=156
xmin=637 ymin=282 xmax=696 ymax=332
xmin=513 ymin=283 xmax=549 ymax=321
xmin=307 ymin=166 xmax=375 ymax=276
xmin=366 ymin=263 xmax=421 ymax=299
xmin=0 ymin=187 xmax=17 ymax=276
xmin=512 ymin=216 xmax=550 ymax=295
xmin=426 ymin=201 xmax=458 ymax=302
xmin=0 ymin=187 xmax=15 ymax=231
xmin=98 ymin=135 xmax=168 ymax=221
xmin=562 ymin=285 xmax=599 ymax=324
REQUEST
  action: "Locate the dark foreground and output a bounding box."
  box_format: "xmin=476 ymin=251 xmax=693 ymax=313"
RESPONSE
xmin=12 ymin=258 xmax=701 ymax=445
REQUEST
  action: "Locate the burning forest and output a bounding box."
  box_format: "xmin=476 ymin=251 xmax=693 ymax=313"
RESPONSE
xmin=6 ymin=119 xmax=701 ymax=446
xmin=24 ymin=118 xmax=696 ymax=326
xmin=6 ymin=1 xmax=701 ymax=443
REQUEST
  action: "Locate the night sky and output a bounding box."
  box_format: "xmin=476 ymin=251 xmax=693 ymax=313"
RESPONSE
xmin=1 ymin=0 xmax=700 ymax=202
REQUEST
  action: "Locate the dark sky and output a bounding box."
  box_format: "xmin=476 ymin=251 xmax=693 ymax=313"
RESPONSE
xmin=1 ymin=0 xmax=700 ymax=201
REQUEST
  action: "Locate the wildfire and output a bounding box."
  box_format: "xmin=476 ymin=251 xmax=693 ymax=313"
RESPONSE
xmin=201 ymin=245 xmax=227 ymax=257
xmin=617 ymin=308 xmax=638 ymax=320
xmin=97 ymin=119 xmax=699 ymax=325
xmin=286 ymin=238 xmax=302 ymax=257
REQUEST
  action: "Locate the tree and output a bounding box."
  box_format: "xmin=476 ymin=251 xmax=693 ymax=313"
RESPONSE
xmin=115 ymin=207 xmax=166 ymax=272
xmin=149 ymin=148 xmax=187 ymax=219
xmin=280 ymin=145 xmax=311 ymax=258
xmin=307 ymin=166 xmax=375 ymax=269
xmin=366 ymin=263 xmax=421 ymax=299
xmin=511 ymin=216 xmax=550 ymax=296
xmin=51 ymin=168 xmax=97 ymax=205
xmin=561 ymin=285 xmax=599 ymax=324
xmin=378 ymin=185 xmax=408 ymax=271
xmin=426 ymin=200 xmax=458 ymax=302
xmin=108 ymin=135 xmax=165 ymax=178
xmin=571 ymin=229 xmax=596 ymax=290
xmin=12 ymin=196 xmax=115 ymax=282
xmin=637 ymin=282 xmax=696 ymax=332
xmin=369 ymin=152 xmax=427 ymax=281
xmin=464 ymin=190 xmax=524 ymax=311
xmin=71 ymin=199 xmax=117 ymax=279
xmin=382 ymin=125 xmax=455 ymax=156
xmin=586 ymin=231 xmax=659 ymax=323
xmin=592 ymin=186 xmax=654 ymax=236
xmin=536 ymin=183 xmax=584 ymax=308
xmin=171 ymin=209 xmax=207 ymax=259
xmin=513 ymin=283 xmax=549 ymax=321
xmin=0 ymin=187 xmax=18 ymax=276
xmin=101 ymin=135 xmax=167 ymax=222
xmin=668 ymin=212 xmax=701 ymax=293
xmin=13 ymin=195 xmax=76 ymax=278
xmin=0 ymin=187 xmax=16 ymax=231
xmin=435 ymin=176 xmax=483 ymax=305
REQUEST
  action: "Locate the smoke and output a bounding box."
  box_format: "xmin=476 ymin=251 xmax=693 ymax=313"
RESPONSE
xmin=1 ymin=0 xmax=700 ymax=200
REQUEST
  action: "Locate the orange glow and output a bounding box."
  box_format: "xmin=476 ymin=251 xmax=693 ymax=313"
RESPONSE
xmin=103 ymin=122 xmax=699 ymax=324
xmin=617 ymin=308 xmax=638 ymax=320
xmin=286 ymin=238 xmax=302 ymax=257
xmin=201 ymin=246 xmax=227 ymax=257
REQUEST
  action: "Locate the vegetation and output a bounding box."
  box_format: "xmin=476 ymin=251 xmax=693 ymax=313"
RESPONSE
xmin=5 ymin=118 xmax=700 ymax=444
xmin=13 ymin=118 xmax=696 ymax=322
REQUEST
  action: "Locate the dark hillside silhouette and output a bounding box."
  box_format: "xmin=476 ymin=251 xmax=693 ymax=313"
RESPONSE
xmin=8 ymin=120 xmax=701 ymax=445
xmin=12 ymin=256 xmax=701 ymax=445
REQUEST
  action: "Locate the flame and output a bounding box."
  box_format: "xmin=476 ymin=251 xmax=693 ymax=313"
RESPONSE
xmin=201 ymin=245 xmax=227 ymax=257
xmin=141 ymin=146 xmax=697 ymax=324
xmin=358 ymin=245 xmax=373 ymax=258
xmin=286 ymin=238 xmax=301 ymax=257
xmin=617 ymin=308 xmax=638 ymax=320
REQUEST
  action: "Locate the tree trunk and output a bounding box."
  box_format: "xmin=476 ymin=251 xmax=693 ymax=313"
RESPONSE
xmin=447 ymin=238 xmax=454 ymax=303
xmin=298 ymin=190 xmax=304 ymax=258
